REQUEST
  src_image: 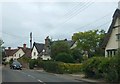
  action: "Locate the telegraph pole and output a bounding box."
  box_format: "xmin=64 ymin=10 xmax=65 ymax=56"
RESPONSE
xmin=30 ymin=32 xmax=32 ymax=49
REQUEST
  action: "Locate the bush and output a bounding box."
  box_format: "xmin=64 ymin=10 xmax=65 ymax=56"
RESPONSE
xmin=82 ymin=56 xmax=120 ymax=82
xmin=29 ymin=59 xmax=38 ymax=69
xmin=82 ymin=57 xmax=103 ymax=78
xmin=42 ymin=61 xmax=82 ymax=74
xmin=55 ymin=53 xmax=74 ymax=63
xmin=70 ymin=48 xmax=83 ymax=63
xmin=104 ymin=56 xmax=119 ymax=82
xmin=9 ymin=58 xmax=13 ymax=65
xmin=58 ymin=63 xmax=82 ymax=74
xmin=42 ymin=61 xmax=59 ymax=73
xmin=18 ymin=56 xmax=30 ymax=63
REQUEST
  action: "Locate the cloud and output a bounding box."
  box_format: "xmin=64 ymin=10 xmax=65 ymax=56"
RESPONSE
xmin=2 ymin=2 xmax=117 ymax=48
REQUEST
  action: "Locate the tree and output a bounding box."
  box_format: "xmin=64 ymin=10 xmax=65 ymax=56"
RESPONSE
xmin=0 ymin=39 xmax=4 ymax=63
xmin=51 ymin=41 xmax=70 ymax=59
xmin=55 ymin=53 xmax=74 ymax=63
xmin=72 ymin=29 xmax=105 ymax=57
xmin=70 ymin=48 xmax=82 ymax=63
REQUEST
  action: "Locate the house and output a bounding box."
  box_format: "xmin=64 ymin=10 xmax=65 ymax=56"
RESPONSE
xmin=31 ymin=36 xmax=52 ymax=60
xmin=5 ymin=47 xmax=18 ymax=62
xmin=31 ymin=36 xmax=76 ymax=60
xmin=5 ymin=44 xmax=31 ymax=62
xmin=102 ymin=2 xmax=120 ymax=57
xmin=31 ymin=42 xmax=45 ymax=59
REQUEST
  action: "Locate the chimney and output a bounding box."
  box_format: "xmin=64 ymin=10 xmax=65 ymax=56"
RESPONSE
xmin=23 ymin=44 xmax=26 ymax=49
xmin=118 ymin=1 xmax=120 ymax=9
xmin=8 ymin=47 xmax=11 ymax=50
xmin=45 ymin=36 xmax=49 ymax=45
xmin=64 ymin=39 xmax=67 ymax=41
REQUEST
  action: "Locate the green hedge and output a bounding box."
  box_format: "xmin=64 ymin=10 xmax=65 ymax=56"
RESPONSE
xmin=39 ymin=61 xmax=82 ymax=74
xmin=82 ymin=56 xmax=120 ymax=82
xmin=29 ymin=59 xmax=38 ymax=69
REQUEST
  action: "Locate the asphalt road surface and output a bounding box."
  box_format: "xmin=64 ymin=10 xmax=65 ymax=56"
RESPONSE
xmin=2 ymin=67 xmax=90 ymax=84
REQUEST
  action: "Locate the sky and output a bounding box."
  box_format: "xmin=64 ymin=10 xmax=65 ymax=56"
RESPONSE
xmin=1 ymin=0 xmax=120 ymax=48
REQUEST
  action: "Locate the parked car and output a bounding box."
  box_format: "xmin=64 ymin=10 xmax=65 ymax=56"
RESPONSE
xmin=10 ymin=60 xmax=22 ymax=70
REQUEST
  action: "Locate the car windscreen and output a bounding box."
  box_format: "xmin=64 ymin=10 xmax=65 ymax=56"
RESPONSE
xmin=12 ymin=62 xmax=21 ymax=66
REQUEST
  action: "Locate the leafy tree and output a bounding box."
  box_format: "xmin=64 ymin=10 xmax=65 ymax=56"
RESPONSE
xmin=70 ymin=48 xmax=83 ymax=63
xmin=72 ymin=29 xmax=105 ymax=57
xmin=51 ymin=41 xmax=70 ymax=59
xmin=55 ymin=53 xmax=74 ymax=63
xmin=0 ymin=39 xmax=4 ymax=63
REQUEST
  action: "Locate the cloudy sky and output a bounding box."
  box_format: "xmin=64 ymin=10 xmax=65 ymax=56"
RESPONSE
xmin=1 ymin=0 xmax=120 ymax=48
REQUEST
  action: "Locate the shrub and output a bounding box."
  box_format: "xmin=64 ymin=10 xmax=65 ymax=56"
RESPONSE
xmin=82 ymin=57 xmax=103 ymax=78
xmin=55 ymin=53 xmax=74 ymax=63
xmin=42 ymin=61 xmax=82 ymax=74
xmin=9 ymin=58 xmax=13 ymax=65
xmin=18 ymin=56 xmax=30 ymax=63
xmin=42 ymin=61 xmax=59 ymax=73
xmin=70 ymin=48 xmax=82 ymax=62
xmin=58 ymin=63 xmax=82 ymax=74
xmin=29 ymin=59 xmax=38 ymax=69
xmin=37 ymin=60 xmax=44 ymax=68
xmin=82 ymin=56 xmax=120 ymax=82
xmin=104 ymin=57 xmax=119 ymax=82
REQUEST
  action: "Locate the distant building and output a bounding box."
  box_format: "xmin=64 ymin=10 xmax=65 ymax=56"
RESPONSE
xmin=31 ymin=36 xmax=52 ymax=60
xmin=5 ymin=44 xmax=31 ymax=62
xmin=31 ymin=36 xmax=76 ymax=60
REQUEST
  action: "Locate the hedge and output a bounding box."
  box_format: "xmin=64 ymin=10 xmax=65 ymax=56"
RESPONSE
xmin=33 ymin=60 xmax=82 ymax=74
xmin=82 ymin=56 xmax=120 ymax=82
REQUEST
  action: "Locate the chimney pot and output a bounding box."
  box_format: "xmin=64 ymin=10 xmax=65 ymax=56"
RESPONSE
xmin=64 ymin=39 xmax=67 ymax=41
xmin=23 ymin=44 xmax=26 ymax=49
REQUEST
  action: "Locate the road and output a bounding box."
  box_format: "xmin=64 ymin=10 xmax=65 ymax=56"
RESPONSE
xmin=2 ymin=67 xmax=90 ymax=84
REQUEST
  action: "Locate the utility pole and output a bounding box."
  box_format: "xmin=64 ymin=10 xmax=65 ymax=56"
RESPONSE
xmin=30 ymin=32 xmax=32 ymax=49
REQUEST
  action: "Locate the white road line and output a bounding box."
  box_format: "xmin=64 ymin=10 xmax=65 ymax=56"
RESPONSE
xmin=17 ymin=70 xmax=45 ymax=83
xmin=37 ymin=79 xmax=43 ymax=82
xmin=28 ymin=75 xmax=31 ymax=77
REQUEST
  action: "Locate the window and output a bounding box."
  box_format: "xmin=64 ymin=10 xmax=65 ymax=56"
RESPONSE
xmin=19 ymin=54 xmax=20 ymax=57
xmin=107 ymin=49 xmax=117 ymax=57
xmin=116 ymin=34 xmax=120 ymax=40
xmin=34 ymin=52 xmax=36 ymax=56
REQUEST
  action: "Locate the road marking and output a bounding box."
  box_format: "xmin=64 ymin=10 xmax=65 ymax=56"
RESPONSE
xmin=28 ymin=75 xmax=31 ymax=77
xmin=37 ymin=79 xmax=46 ymax=84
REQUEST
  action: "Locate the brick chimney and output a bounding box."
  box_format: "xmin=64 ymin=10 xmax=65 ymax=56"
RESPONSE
xmin=8 ymin=47 xmax=11 ymax=50
xmin=23 ymin=44 xmax=26 ymax=49
xmin=64 ymin=39 xmax=67 ymax=41
xmin=118 ymin=1 xmax=120 ymax=9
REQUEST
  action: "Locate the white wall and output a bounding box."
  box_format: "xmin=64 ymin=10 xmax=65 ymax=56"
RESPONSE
xmin=5 ymin=56 xmax=13 ymax=62
xmin=13 ymin=48 xmax=25 ymax=59
xmin=105 ymin=17 xmax=120 ymax=57
xmin=41 ymin=55 xmax=51 ymax=60
xmin=31 ymin=46 xmax=38 ymax=59
xmin=70 ymin=41 xmax=77 ymax=49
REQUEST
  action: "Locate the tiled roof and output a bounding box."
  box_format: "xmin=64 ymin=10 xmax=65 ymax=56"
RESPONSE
xmin=21 ymin=48 xmax=31 ymax=57
xmin=33 ymin=42 xmax=44 ymax=53
xmin=5 ymin=49 xmax=18 ymax=57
